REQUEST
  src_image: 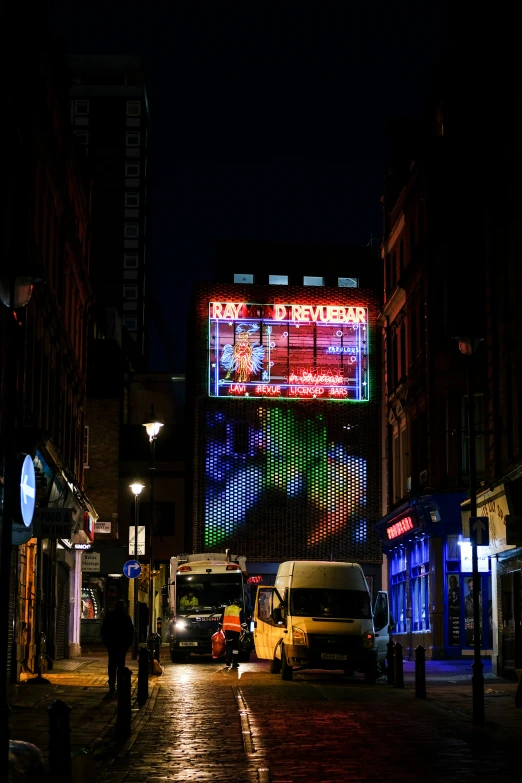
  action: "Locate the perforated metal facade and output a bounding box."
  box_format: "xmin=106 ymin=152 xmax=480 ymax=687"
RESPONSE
xmin=190 ymin=283 xmax=383 ymax=564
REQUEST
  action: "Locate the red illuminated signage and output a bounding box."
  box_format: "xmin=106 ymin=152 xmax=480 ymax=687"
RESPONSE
xmin=209 ymin=301 xmax=369 ymax=401
xmin=386 ymin=516 xmax=415 ymax=540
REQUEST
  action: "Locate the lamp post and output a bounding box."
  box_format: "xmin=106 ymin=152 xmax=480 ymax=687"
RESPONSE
xmin=129 ymin=480 xmax=145 ymax=660
xmin=142 ymin=406 xmax=163 ymax=673
xmin=458 ymin=336 xmax=485 ymax=726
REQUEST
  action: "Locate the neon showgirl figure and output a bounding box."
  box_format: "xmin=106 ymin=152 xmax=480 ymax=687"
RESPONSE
xmin=221 ymin=324 xmax=265 ymax=383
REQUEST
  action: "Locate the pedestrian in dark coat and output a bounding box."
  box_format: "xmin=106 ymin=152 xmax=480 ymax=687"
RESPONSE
xmin=101 ymin=599 xmax=134 ymax=692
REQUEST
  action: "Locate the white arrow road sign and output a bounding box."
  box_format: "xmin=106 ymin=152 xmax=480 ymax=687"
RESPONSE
xmin=470 ymin=516 xmax=490 ymax=547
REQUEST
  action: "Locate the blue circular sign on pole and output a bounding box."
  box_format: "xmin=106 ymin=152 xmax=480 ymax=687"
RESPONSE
xmin=123 ymin=559 xmax=142 ymax=579
xmin=19 ymin=455 xmax=36 ymax=528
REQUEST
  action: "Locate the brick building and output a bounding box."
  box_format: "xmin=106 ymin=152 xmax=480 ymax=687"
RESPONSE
xmin=2 ymin=23 xmax=97 ymax=679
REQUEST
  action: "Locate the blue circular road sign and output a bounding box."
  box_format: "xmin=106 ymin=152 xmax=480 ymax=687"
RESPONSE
xmin=123 ymin=559 xmax=142 ymax=579
xmin=19 ymin=455 xmax=36 ymax=528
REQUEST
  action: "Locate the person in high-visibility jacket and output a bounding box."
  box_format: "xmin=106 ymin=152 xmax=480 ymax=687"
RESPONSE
xmin=220 ymin=598 xmax=247 ymax=668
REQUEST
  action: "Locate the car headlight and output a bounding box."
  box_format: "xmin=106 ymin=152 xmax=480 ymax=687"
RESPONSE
xmin=362 ymin=631 xmax=374 ymax=648
xmin=293 ymin=626 xmax=306 ymax=645
xmin=175 ymin=619 xmax=187 ymax=630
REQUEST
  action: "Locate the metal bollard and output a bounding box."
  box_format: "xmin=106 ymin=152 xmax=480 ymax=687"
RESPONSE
xmin=48 ymin=699 xmax=72 ymax=783
xmin=393 ymin=641 xmax=404 ymax=688
xmin=138 ymin=646 xmax=149 ymax=704
xmin=386 ymin=640 xmax=395 ymax=685
xmin=415 ymin=645 xmax=427 ymax=699
xmin=116 ymin=666 xmax=132 ymax=736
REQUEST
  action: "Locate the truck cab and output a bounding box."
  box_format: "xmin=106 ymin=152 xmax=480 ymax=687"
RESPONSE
xmin=254 ymin=560 xmax=391 ymax=681
xmin=168 ymin=552 xmax=251 ymax=663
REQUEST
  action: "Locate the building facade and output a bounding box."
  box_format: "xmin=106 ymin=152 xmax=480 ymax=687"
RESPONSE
xmin=373 ymin=65 xmax=492 ymax=660
xmin=2 ymin=32 xmax=97 ymax=680
xmin=188 ymin=244 xmax=385 ymax=590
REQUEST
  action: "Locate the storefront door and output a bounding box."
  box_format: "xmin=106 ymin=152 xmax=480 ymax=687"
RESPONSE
xmin=501 ymin=571 xmax=522 ymax=671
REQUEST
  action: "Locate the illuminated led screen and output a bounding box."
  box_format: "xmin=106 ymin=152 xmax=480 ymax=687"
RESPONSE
xmin=203 ymin=404 xmax=375 ymax=561
xmin=209 ymin=302 xmax=369 ymax=401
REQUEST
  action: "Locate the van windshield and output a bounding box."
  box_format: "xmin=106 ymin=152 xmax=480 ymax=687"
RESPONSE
xmin=290 ymin=588 xmax=371 ymax=619
xmin=176 ymin=574 xmax=244 ymax=614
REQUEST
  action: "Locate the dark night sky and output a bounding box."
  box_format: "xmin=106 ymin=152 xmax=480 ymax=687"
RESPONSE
xmin=48 ymin=2 xmax=448 ymax=372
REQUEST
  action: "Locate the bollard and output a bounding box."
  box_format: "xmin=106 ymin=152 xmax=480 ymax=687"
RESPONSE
xmin=386 ymin=640 xmax=395 ymax=685
xmin=393 ymin=641 xmax=404 ymax=688
xmin=153 ymin=632 xmax=161 ymax=663
xmin=138 ymin=646 xmax=149 ymax=704
xmin=48 ymin=699 xmax=72 ymax=783
xmin=415 ymin=645 xmax=427 ymax=699
xmin=116 ymin=666 xmax=132 ymax=737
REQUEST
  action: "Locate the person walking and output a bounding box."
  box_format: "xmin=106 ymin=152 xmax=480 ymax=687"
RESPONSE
xmin=220 ymin=597 xmax=247 ymax=669
xmin=101 ymin=599 xmax=134 ymax=692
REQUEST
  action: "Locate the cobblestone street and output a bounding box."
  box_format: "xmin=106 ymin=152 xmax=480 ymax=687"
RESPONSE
xmin=8 ymin=652 xmax=522 ymax=782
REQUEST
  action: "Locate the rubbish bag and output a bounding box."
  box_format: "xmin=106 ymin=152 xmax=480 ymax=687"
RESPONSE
xmin=211 ymin=629 xmax=226 ymax=659
xmin=153 ymin=659 xmax=164 ymax=676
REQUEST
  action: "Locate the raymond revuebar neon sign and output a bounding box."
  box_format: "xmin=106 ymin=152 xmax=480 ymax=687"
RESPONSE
xmin=208 ymin=302 xmax=369 ymax=401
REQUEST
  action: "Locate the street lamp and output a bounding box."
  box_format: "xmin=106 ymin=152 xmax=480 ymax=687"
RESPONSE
xmin=142 ymin=406 xmax=163 ymax=672
xmin=457 ymin=335 xmax=484 ymax=726
xmin=129 ymin=480 xmax=145 ymax=659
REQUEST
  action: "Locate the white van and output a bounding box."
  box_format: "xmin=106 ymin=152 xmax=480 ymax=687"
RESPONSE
xmin=254 ymin=560 xmax=392 ymax=682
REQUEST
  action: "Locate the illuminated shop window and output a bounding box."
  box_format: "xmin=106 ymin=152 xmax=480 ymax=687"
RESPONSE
xmin=234 ymin=274 xmax=254 ymax=284
xmin=411 ymin=538 xmax=430 ymax=631
xmin=390 ymin=548 xmax=407 ymax=634
xmin=303 ymin=276 xmax=324 ymax=286
xmin=269 ymin=275 xmax=288 ymax=285
xmin=338 ymin=278 xmax=358 ymax=287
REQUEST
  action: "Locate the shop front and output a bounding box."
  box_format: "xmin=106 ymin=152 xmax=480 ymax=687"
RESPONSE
xmin=461 ymin=481 xmax=520 ymax=676
xmin=80 ymin=547 xmax=130 ymax=645
xmin=375 ymin=492 xmax=469 ymax=660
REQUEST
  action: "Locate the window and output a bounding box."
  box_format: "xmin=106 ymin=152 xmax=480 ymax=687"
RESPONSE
xmin=233 ymin=274 xmax=254 ymax=284
xmin=74 ymin=100 xmax=89 ymax=116
xmin=303 ymin=276 xmax=324 ymax=286
xmin=124 ymin=223 xmax=139 ymax=238
xmin=123 ymin=285 xmax=138 ymax=300
xmin=390 ymin=549 xmax=407 ymax=634
xmin=411 ymin=538 xmax=430 ymax=632
xmin=83 ymin=426 xmax=89 ymax=469
xmin=126 ymin=100 xmax=141 ymax=117
xmin=124 ymin=317 xmax=137 ymax=331
xmin=126 ymin=131 xmax=140 ymax=146
xmin=125 ymin=192 xmax=140 ymax=207
xmin=461 ymin=394 xmax=485 ymax=478
xmin=338 ymin=277 xmax=359 ymax=288
xmin=269 ymin=275 xmax=288 ymax=285
xmin=125 ymin=162 xmax=140 ymax=177
xmin=74 ymin=130 xmax=89 ymax=145
xmin=124 ymin=253 xmax=138 ymax=268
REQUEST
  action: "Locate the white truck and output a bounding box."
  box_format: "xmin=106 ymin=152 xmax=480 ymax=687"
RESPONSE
xmin=167 ymin=551 xmax=251 ymax=663
xmin=253 ymin=560 xmax=392 ymax=681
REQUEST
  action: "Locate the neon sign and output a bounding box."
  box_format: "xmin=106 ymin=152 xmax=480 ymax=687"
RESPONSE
xmin=209 ymin=301 xmax=369 ymax=401
xmin=386 ymin=516 xmax=415 ymax=540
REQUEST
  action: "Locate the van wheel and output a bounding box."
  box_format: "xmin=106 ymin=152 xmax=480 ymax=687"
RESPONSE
xmin=270 ymin=644 xmax=282 ymax=674
xmin=281 ymin=646 xmax=293 ymax=681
